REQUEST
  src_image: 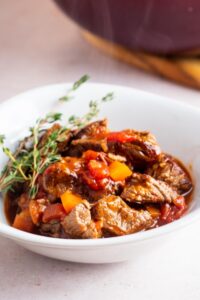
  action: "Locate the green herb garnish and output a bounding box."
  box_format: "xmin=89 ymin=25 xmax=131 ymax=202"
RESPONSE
xmin=59 ymin=74 xmax=90 ymax=102
xmin=0 ymin=116 xmax=62 ymax=197
xmin=0 ymin=76 xmax=113 ymax=198
xmin=66 ymin=92 xmax=113 ymax=129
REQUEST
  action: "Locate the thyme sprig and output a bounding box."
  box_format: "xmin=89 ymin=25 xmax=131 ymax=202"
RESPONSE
xmin=0 ymin=113 xmax=62 ymax=197
xmin=59 ymin=74 xmax=90 ymax=102
xmin=0 ymin=77 xmax=113 ymax=198
xmin=67 ymin=91 xmax=114 ymax=129
xmin=28 ymin=116 xmax=62 ymax=198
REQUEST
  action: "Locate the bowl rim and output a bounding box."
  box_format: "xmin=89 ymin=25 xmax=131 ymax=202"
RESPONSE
xmin=0 ymin=210 xmax=200 ymax=248
xmin=0 ymin=82 xmax=200 ymax=248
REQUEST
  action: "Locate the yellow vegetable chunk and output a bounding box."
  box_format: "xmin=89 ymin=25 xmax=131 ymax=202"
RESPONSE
xmin=61 ymin=191 xmax=83 ymax=214
xmin=109 ymin=161 xmax=132 ymax=181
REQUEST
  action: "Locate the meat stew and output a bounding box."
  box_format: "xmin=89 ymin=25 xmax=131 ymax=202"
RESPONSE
xmin=3 ymin=119 xmax=193 ymax=239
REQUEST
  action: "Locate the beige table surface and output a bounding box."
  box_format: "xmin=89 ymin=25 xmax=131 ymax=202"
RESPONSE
xmin=1 ymin=1 xmax=200 ymax=300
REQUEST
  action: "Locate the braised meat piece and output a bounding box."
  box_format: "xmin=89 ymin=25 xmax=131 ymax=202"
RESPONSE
xmin=39 ymin=221 xmax=61 ymax=238
xmin=62 ymin=201 xmax=99 ymax=239
xmin=67 ymin=120 xmax=108 ymax=157
xmin=57 ymin=129 xmax=74 ymax=153
xmin=39 ymin=123 xmax=61 ymax=147
xmin=121 ymin=173 xmax=179 ymax=204
xmin=74 ymin=119 xmax=108 ymax=139
xmin=146 ymin=154 xmax=193 ymax=195
xmin=68 ymin=139 xmax=108 ymax=157
xmin=39 ymin=123 xmax=74 ymax=153
xmin=92 ymin=195 xmax=153 ymax=236
xmin=18 ymin=193 xmax=30 ymax=210
xmin=107 ymin=130 xmax=161 ymax=167
xmin=42 ymin=158 xmax=82 ymax=197
xmin=81 ymin=180 xmax=122 ymax=202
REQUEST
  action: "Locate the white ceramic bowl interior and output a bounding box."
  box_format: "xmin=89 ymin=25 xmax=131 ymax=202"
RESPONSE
xmin=0 ymin=83 xmax=200 ymax=263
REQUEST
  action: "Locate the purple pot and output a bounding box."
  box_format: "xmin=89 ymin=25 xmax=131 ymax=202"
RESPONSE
xmin=54 ymin=0 xmax=200 ymax=55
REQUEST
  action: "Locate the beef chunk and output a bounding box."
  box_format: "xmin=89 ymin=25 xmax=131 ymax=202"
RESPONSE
xmin=68 ymin=138 xmax=108 ymax=157
xmin=74 ymin=119 xmax=108 ymax=139
xmin=39 ymin=123 xmax=74 ymax=154
xmin=62 ymin=201 xmax=99 ymax=239
xmin=92 ymin=195 xmax=153 ymax=236
xmin=81 ymin=181 xmax=122 ymax=202
xmin=108 ymin=130 xmax=161 ymax=167
xmin=18 ymin=193 xmax=30 ymax=210
xmin=42 ymin=158 xmax=82 ymax=197
xmin=40 ymin=220 xmax=61 ymax=238
xmin=39 ymin=124 xmax=61 ymax=147
xmin=146 ymin=154 xmax=193 ymax=195
xmin=121 ymin=173 xmax=179 ymax=204
xmin=57 ymin=129 xmax=74 ymax=153
xmin=67 ymin=120 xmax=108 ymax=157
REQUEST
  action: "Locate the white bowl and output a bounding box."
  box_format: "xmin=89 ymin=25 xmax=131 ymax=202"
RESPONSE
xmin=0 ymin=83 xmax=200 ymax=264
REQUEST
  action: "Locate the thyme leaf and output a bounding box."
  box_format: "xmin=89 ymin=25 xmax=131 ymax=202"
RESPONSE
xmin=59 ymin=74 xmax=90 ymax=102
xmin=66 ymin=92 xmax=114 ymax=129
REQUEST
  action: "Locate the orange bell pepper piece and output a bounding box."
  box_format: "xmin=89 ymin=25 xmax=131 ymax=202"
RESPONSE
xmin=109 ymin=161 xmax=132 ymax=181
xmin=61 ymin=191 xmax=84 ymax=214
